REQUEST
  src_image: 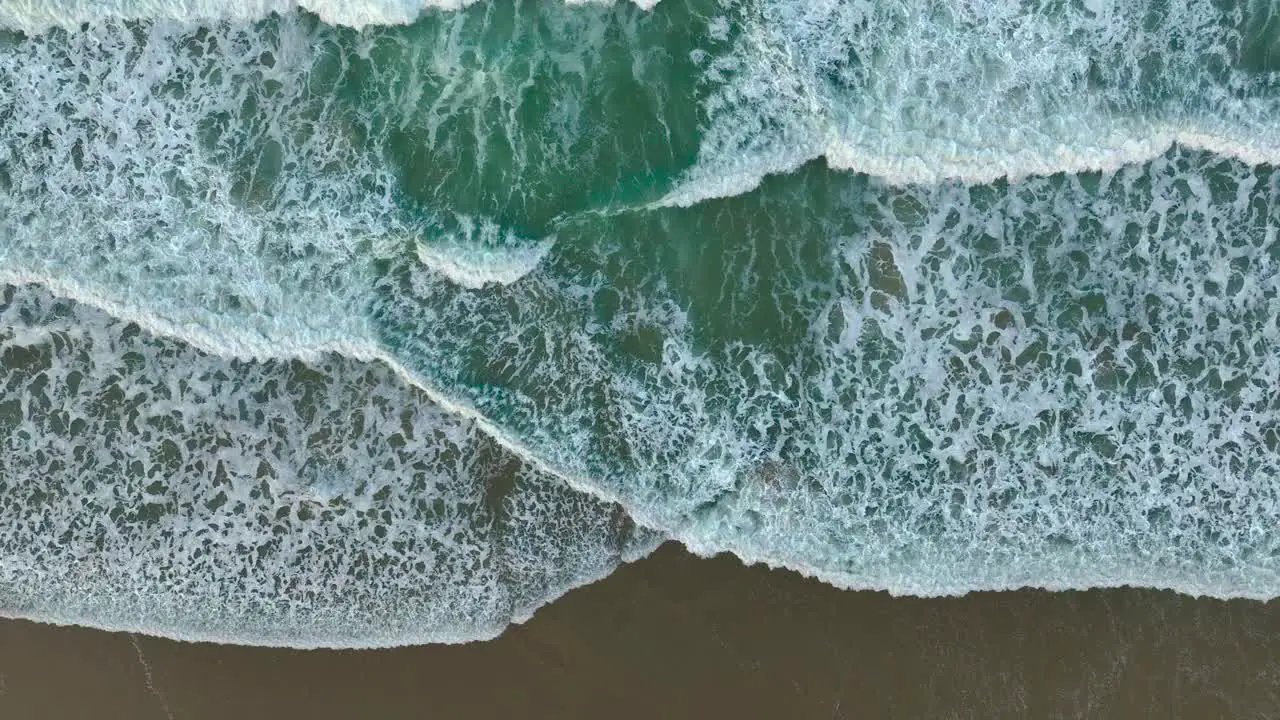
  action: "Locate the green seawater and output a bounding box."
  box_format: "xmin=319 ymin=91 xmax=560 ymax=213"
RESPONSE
xmin=1 ymin=0 xmax=1279 ymax=646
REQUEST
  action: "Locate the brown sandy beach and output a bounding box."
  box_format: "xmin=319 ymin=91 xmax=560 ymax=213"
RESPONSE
xmin=2 ymin=543 xmax=1279 ymax=719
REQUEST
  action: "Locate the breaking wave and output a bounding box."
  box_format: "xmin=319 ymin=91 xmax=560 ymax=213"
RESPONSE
xmin=2 ymin=0 xmax=1278 ymax=646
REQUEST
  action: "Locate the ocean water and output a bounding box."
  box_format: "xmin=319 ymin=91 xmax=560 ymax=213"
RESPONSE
xmin=0 ymin=0 xmax=1278 ymax=647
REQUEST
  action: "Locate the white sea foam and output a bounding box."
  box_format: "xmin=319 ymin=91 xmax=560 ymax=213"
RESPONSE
xmin=414 ymin=217 xmax=554 ymax=289
xmin=6 ymin=142 xmax=1280 ymax=641
xmin=374 ymin=142 xmax=1280 ymax=603
xmin=664 ymin=121 xmax=1280 ymax=207
xmin=664 ymin=147 xmax=1280 ymax=600
xmin=0 ymin=14 xmax=677 ymax=645
xmin=0 ymin=11 xmax=657 ymax=517
xmin=3 ymin=0 xmax=1280 ymax=648
xmin=0 ymin=283 xmax=661 ymax=648
xmin=0 ymin=267 xmax=642 ymax=520
xmin=0 ymin=0 xmax=659 ymax=33
xmin=665 ymin=0 xmax=1280 ymax=203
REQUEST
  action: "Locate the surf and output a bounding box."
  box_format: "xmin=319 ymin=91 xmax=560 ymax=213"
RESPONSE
xmin=0 ymin=0 xmax=662 ymax=33
xmin=2 ymin=0 xmax=1279 ymax=648
xmin=665 ymin=0 xmax=1280 ymax=203
xmin=0 ymin=281 xmax=662 ymax=648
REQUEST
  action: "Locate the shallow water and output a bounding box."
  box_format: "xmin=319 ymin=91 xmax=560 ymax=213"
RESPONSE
xmin=1 ymin=0 xmax=1278 ymax=646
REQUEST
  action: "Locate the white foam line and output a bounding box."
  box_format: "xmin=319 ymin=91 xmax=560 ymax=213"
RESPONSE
xmin=0 ymin=0 xmax=661 ymax=34
xmin=0 ymin=271 xmax=654 ymax=528
xmin=2 ymin=269 xmax=1275 ymax=644
xmin=659 ymin=125 xmax=1280 ymax=208
xmin=414 ymin=236 xmax=554 ymax=289
xmin=824 ymin=127 xmax=1280 ymax=187
xmin=0 ymin=540 xmax=1264 ymax=650
xmin=0 ymin=546 xmax=658 ymax=648
xmin=0 ymin=276 xmax=677 ymax=649
xmin=674 ymin=535 xmax=1279 ymax=602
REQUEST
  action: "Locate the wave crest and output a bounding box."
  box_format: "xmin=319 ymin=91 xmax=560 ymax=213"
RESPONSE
xmin=0 ymin=0 xmax=659 ymax=33
xmin=664 ymin=0 xmax=1280 ymax=204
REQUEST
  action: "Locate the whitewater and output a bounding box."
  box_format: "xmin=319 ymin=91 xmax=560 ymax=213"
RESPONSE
xmin=1 ymin=0 xmax=1278 ymax=647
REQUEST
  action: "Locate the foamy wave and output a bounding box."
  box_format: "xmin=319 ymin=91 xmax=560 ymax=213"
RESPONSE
xmin=373 ymin=142 xmax=1280 ymax=605
xmin=1 ymin=544 xmax=656 ymax=648
xmin=0 ymin=0 xmax=659 ymax=32
xmin=663 ymin=0 xmax=1280 ymax=204
xmin=0 ymin=269 xmax=632 ymax=518
xmin=0 ymin=280 xmax=663 ymax=648
xmin=662 ymin=124 xmax=1280 ymax=207
xmin=0 ymin=12 xmax=666 ymax=523
xmin=414 ymin=217 xmax=554 ymax=289
xmin=5 ymin=0 xmax=1280 ymax=649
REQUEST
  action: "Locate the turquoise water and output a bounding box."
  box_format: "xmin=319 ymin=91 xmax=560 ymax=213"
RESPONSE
xmin=1 ymin=0 xmax=1278 ymax=647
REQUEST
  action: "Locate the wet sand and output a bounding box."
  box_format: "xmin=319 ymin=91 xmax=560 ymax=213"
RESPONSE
xmin=2 ymin=542 xmax=1279 ymax=719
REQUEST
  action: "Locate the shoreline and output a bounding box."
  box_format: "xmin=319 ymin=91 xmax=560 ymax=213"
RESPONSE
xmin=4 ymin=542 xmax=1280 ymax=719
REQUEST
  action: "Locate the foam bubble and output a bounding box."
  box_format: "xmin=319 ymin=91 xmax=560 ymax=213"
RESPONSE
xmin=376 ymin=146 xmax=1280 ymax=600
xmin=0 ymin=282 xmax=659 ymax=647
xmin=666 ymin=0 xmax=1280 ymax=203
xmin=414 ymin=216 xmax=553 ymax=289
xmin=0 ymin=7 xmax=673 ymax=510
xmin=0 ymin=15 xmax=387 ymax=358
xmin=4 ymin=0 xmax=1280 ymax=640
xmin=0 ymin=0 xmax=660 ymax=33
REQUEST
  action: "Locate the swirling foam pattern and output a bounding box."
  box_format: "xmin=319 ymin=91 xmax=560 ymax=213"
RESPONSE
xmin=1 ymin=0 xmax=1278 ymax=646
